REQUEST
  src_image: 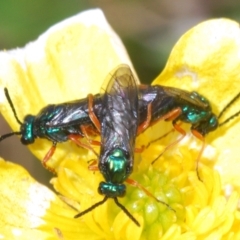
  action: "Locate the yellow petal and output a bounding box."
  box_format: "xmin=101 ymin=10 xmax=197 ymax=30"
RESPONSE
xmin=153 ymin=18 xmax=240 ymax=191
xmin=0 ymin=9 xmax=135 ymax=169
xmin=0 ymin=157 xmax=99 ymax=239
xmin=1 ymin=13 xmax=240 ymax=239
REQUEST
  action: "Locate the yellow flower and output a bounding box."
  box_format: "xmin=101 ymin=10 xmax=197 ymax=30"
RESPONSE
xmin=0 ymin=9 xmax=239 ymax=240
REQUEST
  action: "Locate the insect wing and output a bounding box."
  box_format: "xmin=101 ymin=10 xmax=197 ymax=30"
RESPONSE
xmin=36 ymin=98 xmax=92 ymax=127
xmin=162 ymin=86 xmax=210 ymax=109
xmin=100 ymin=65 xmax=139 ymax=164
xmin=33 ymin=95 xmax=102 ymax=142
xmin=138 ymin=85 xmax=175 ymax=125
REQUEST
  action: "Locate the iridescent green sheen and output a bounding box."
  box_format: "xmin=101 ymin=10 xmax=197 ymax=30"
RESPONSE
xmin=20 ymin=115 xmax=35 ymax=144
xmin=104 ymin=149 xmax=128 ymax=183
xmin=98 ymin=149 xmax=129 ymax=197
xmin=98 ymin=182 xmax=126 ymax=198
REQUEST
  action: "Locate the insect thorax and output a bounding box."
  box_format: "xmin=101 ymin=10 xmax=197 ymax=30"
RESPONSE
xmin=100 ymin=148 xmax=132 ymax=184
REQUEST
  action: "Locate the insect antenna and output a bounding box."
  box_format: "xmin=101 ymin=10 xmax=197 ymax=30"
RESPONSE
xmin=218 ymin=92 xmax=240 ymax=127
xmin=113 ymin=197 xmax=140 ymax=227
xmin=219 ymin=110 xmax=240 ymax=127
xmin=4 ymin=88 xmax=23 ymax=125
xmin=0 ymin=88 xmax=23 ymax=142
xmin=0 ymin=131 xmax=21 ymax=141
xmin=218 ymin=92 xmax=240 ymax=119
xmin=74 ymin=196 xmax=108 ymax=218
xmin=74 ymin=196 xmax=140 ymax=226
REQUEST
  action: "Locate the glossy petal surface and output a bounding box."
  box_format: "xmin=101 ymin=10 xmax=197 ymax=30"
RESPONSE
xmin=154 ymin=18 xmax=240 ymax=192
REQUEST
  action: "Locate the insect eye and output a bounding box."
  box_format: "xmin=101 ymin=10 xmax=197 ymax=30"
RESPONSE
xmin=209 ymin=115 xmax=218 ymax=130
xmin=191 ymin=114 xmax=218 ymax=136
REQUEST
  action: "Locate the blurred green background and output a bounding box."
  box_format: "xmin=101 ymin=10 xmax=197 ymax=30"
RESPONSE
xmin=0 ymin=0 xmax=240 ymax=187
